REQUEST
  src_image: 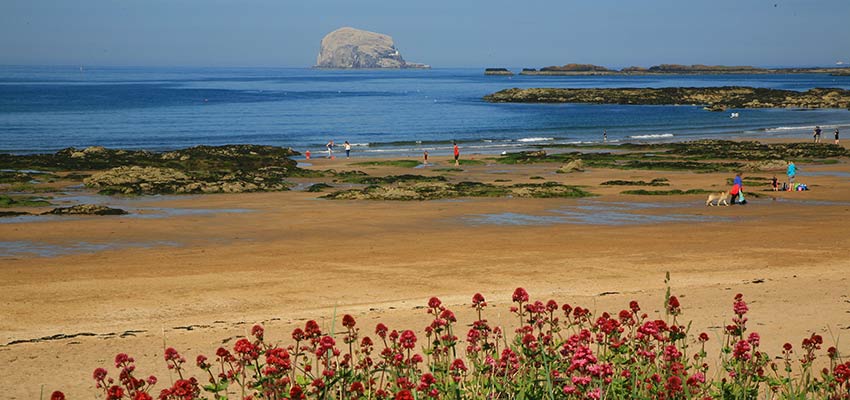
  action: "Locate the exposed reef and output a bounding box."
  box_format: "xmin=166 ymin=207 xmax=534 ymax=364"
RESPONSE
xmin=515 ymin=63 xmax=850 ymax=76
xmin=0 ymin=145 xmax=301 ymax=195
xmin=484 ymin=87 xmax=850 ymax=111
xmin=322 ymin=181 xmax=593 ymax=201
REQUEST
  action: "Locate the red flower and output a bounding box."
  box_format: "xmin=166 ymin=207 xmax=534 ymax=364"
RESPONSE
xmin=472 ymin=293 xmax=486 ymax=307
xmin=305 ymin=320 xmax=322 ymax=337
xmin=234 ymin=338 xmax=260 ymax=360
xmin=667 ymin=296 xmax=681 ymax=315
xmin=134 ymin=392 xmax=152 ymax=400
xmin=50 ymin=391 xmax=65 ymax=400
xmin=251 ymin=324 xmax=264 ymax=340
xmin=629 ymin=300 xmax=640 ymax=313
xmin=428 ymin=297 xmax=442 ymax=309
xmin=164 ymin=347 xmax=182 ymax=362
xmin=512 ymin=287 xmax=529 ymax=303
xmin=376 ymin=323 xmax=389 ymax=339
xmin=395 ymin=389 xmax=414 ymax=400
xmin=450 ymin=358 xmax=468 ymax=372
xmin=783 ymin=342 xmax=793 ymax=352
xmin=291 ymin=328 xmax=305 ymax=341
xmin=733 ymin=295 xmax=748 ymax=316
xmin=699 ymin=332 xmax=709 ymax=342
xmin=400 ymin=330 xmax=417 ymax=349
xmin=93 ymin=367 xmax=108 ymax=381
xmin=106 ymin=385 xmax=124 ymax=400
xmin=342 ymin=314 xmax=356 ymax=329
xmin=289 ymin=385 xmax=305 ymax=400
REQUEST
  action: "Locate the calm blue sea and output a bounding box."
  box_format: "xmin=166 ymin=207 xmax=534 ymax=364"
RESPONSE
xmin=1 ymin=66 xmax=850 ymax=157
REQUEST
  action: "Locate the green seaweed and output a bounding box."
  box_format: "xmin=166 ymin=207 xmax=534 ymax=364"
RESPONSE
xmin=306 ymin=183 xmax=333 ymax=192
xmin=0 ymin=195 xmax=52 ymax=208
xmin=600 ymin=178 xmax=670 ymax=186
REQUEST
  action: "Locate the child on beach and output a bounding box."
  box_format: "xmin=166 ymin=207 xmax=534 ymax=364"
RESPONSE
xmin=344 ymin=141 xmax=351 ymax=158
xmin=771 ymin=175 xmax=778 ymax=191
xmin=423 ymin=150 xmax=429 ymax=165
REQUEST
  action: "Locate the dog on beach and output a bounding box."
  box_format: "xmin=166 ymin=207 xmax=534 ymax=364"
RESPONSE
xmin=705 ymin=191 xmax=730 ymax=206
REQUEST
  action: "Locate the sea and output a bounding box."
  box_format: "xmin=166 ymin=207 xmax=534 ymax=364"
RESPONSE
xmin=2 ymin=65 xmax=850 ymax=157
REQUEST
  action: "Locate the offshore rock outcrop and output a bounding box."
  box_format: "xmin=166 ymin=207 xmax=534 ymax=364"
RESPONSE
xmin=484 ymin=87 xmax=850 ymax=111
xmin=315 ymin=27 xmax=429 ymax=69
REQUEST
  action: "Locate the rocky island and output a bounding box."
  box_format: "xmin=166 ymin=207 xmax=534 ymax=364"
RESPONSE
xmin=315 ymin=27 xmax=429 ymax=69
xmin=484 ymin=86 xmax=850 ymax=111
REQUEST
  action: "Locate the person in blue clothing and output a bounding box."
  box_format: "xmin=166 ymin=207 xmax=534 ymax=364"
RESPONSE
xmin=730 ymin=172 xmax=744 ymax=204
xmin=786 ymin=161 xmax=796 ymax=190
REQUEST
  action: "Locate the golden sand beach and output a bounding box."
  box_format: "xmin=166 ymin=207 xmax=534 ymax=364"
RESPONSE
xmin=1 ymin=143 xmax=849 ymax=398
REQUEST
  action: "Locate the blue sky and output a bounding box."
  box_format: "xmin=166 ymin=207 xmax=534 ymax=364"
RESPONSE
xmin=1 ymin=0 xmax=848 ymax=68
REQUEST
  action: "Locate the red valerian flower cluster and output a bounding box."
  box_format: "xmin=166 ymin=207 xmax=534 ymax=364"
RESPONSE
xmin=68 ymin=288 xmax=848 ymax=399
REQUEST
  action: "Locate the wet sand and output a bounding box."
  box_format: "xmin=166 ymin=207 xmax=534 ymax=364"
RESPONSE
xmin=2 ymin=146 xmax=850 ymax=398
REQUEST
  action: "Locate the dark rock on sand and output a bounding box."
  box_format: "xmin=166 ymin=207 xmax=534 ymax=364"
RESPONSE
xmin=43 ymin=204 xmax=128 ymax=216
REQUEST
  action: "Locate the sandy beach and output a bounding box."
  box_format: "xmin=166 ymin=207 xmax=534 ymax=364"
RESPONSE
xmin=2 ymin=142 xmax=850 ymax=398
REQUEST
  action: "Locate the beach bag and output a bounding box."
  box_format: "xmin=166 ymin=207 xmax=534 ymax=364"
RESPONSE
xmin=738 ymin=192 xmax=746 ymax=204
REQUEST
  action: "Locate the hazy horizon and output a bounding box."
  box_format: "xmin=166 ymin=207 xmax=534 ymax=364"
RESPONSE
xmin=1 ymin=0 xmax=848 ymax=69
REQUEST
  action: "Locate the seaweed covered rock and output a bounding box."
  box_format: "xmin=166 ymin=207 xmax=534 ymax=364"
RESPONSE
xmin=557 ymin=159 xmax=585 ymax=173
xmin=85 ymin=166 xmax=291 ymax=195
xmin=484 ymin=87 xmax=850 ymax=110
xmin=322 ymin=181 xmax=592 ymax=201
xmin=43 ymin=204 xmax=127 ymax=216
xmin=0 ymin=145 xmax=299 ymax=174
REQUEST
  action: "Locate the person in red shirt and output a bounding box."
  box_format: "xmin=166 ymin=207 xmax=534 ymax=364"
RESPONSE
xmin=453 ymin=142 xmax=460 ymax=166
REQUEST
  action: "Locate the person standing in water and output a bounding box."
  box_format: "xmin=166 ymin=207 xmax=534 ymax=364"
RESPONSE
xmin=603 ymin=129 xmax=607 ymax=143
xmin=326 ymin=140 xmax=335 ymax=159
xmin=835 ymin=128 xmax=840 ymax=145
xmin=344 ymin=141 xmax=351 ymax=158
xmin=814 ymin=126 xmax=822 ymax=143
xmin=453 ymin=142 xmax=460 ymax=166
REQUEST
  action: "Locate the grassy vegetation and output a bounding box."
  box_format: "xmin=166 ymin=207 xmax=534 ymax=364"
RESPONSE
xmin=351 ymin=159 xmax=421 ymax=168
xmin=529 ymin=176 xmax=545 ymax=180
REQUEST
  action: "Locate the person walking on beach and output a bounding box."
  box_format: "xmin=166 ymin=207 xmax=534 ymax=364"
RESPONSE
xmin=603 ymin=129 xmax=608 ymax=143
xmin=730 ymin=172 xmax=744 ymax=204
xmin=453 ymin=142 xmax=460 ymax=166
xmin=786 ymin=161 xmax=796 ymax=190
xmin=835 ymin=128 xmax=840 ymax=145
xmin=344 ymin=141 xmax=351 ymax=158
xmin=423 ymin=150 xmax=429 ymax=165
xmin=326 ymin=140 xmax=335 ymax=159
xmin=814 ymin=126 xmax=822 ymax=143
